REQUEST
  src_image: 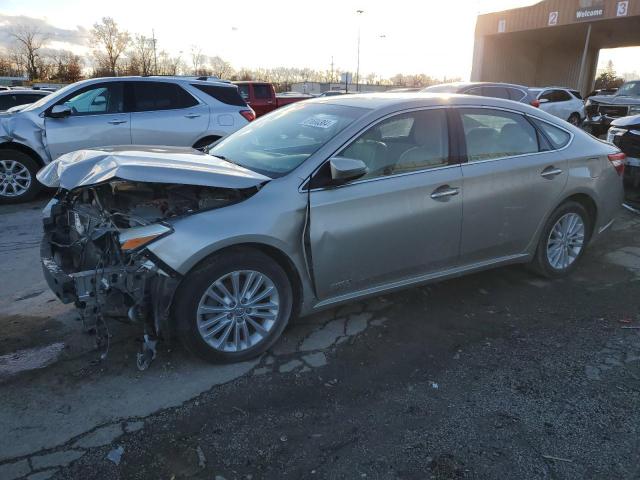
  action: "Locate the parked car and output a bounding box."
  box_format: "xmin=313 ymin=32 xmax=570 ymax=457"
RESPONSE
xmin=586 ymin=88 xmax=618 ymax=98
xmin=0 ymin=89 xmax=50 ymax=112
xmin=528 ymin=87 xmax=585 ymax=126
xmin=38 ymin=93 xmax=624 ymax=364
xmin=421 ymin=82 xmax=539 ymax=106
xmin=319 ymin=90 xmax=348 ymax=97
xmin=607 ymin=114 xmax=640 ymax=188
xmin=234 ymin=81 xmax=311 ymax=117
xmin=584 ymin=80 xmax=640 ymax=136
xmin=0 ymin=76 xmax=254 ymax=203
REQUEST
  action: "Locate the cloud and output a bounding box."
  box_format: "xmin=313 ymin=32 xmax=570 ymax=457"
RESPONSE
xmin=0 ymin=14 xmax=89 ymax=49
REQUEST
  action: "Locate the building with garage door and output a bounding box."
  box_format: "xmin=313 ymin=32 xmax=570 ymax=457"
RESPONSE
xmin=471 ymin=0 xmax=640 ymax=94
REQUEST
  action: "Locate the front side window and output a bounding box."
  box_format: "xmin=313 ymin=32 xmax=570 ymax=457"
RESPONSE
xmin=340 ymin=109 xmax=449 ymax=180
xmin=209 ymin=102 xmax=367 ymax=177
xmin=460 ymin=108 xmax=538 ymax=161
xmin=539 ymin=90 xmax=555 ymax=102
xmin=237 ymin=84 xmax=249 ymax=100
xmin=60 ymin=83 xmax=123 ymax=115
xmin=508 ymin=88 xmax=526 ymax=101
xmin=132 ymin=82 xmax=198 ymax=112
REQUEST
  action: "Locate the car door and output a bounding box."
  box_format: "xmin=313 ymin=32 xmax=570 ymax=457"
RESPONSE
xmin=44 ymin=82 xmax=131 ymax=159
xmin=538 ymin=89 xmax=566 ymax=119
xmin=129 ymin=81 xmax=209 ymax=146
xmin=309 ymin=108 xmax=463 ymax=300
xmin=455 ymin=107 xmax=569 ymax=265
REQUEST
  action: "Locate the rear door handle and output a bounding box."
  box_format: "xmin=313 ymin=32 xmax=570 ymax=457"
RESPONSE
xmin=107 ymin=119 xmax=127 ymax=125
xmin=541 ymin=166 xmax=563 ymax=179
xmin=430 ymin=186 xmax=460 ymax=200
xmin=184 ymin=113 xmax=201 ymax=119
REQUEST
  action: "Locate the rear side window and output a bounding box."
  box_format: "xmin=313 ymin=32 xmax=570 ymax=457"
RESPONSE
xmin=508 ymin=88 xmax=526 ymax=101
xmin=570 ymin=90 xmax=582 ymax=100
xmin=554 ymin=90 xmax=572 ymax=102
xmin=191 ymin=84 xmax=246 ymax=106
xmin=460 ymin=108 xmax=538 ymax=161
xmin=530 ymin=118 xmax=571 ymax=149
xmin=481 ymin=86 xmax=510 ymax=100
xmin=253 ymin=84 xmax=272 ymax=99
xmin=132 ymin=82 xmax=198 ymax=112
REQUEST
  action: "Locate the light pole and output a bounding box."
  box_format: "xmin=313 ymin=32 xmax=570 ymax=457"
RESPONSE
xmin=355 ymin=9 xmax=364 ymax=92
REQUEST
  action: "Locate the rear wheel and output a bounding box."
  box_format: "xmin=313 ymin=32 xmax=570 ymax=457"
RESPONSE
xmin=0 ymin=150 xmax=41 ymax=204
xmin=568 ymin=113 xmax=581 ymax=126
xmin=530 ymin=201 xmax=592 ymax=278
xmin=175 ymin=248 xmax=293 ymax=363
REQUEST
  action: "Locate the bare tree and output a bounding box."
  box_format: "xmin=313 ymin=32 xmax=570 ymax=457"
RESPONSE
xmin=91 ymin=17 xmax=130 ymax=76
xmin=10 ymin=25 xmax=49 ymax=80
xmin=157 ymin=50 xmax=183 ymax=75
xmin=129 ymin=35 xmax=155 ymax=76
xmin=51 ymin=51 xmax=83 ymax=82
xmin=208 ymin=56 xmax=233 ymax=79
xmin=190 ymin=46 xmax=205 ymax=75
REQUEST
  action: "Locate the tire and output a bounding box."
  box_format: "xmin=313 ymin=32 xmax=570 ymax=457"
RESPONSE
xmin=529 ymin=201 xmax=592 ymax=278
xmin=174 ymin=248 xmax=293 ymax=363
xmin=0 ymin=150 xmax=42 ymax=204
xmin=568 ymin=113 xmax=581 ymax=127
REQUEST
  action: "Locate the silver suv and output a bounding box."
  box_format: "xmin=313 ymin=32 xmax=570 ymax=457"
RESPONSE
xmin=0 ymin=76 xmax=254 ymax=203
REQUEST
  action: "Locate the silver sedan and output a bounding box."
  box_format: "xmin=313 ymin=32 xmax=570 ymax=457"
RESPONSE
xmin=39 ymin=93 xmax=624 ymax=364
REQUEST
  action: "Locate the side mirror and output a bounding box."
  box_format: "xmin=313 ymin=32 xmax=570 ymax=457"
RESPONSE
xmin=329 ymin=157 xmax=368 ymax=184
xmin=48 ymin=104 xmax=72 ymax=118
xmin=538 ymin=98 xmax=550 ymax=104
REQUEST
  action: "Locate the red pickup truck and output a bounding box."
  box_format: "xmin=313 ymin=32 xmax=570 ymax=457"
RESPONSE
xmin=233 ymin=81 xmax=312 ymax=117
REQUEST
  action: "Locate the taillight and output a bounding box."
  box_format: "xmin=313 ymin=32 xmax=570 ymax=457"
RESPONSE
xmin=608 ymin=152 xmax=626 ymax=176
xmin=530 ymin=99 xmax=540 ymax=108
xmin=240 ymin=109 xmax=255 ymax=122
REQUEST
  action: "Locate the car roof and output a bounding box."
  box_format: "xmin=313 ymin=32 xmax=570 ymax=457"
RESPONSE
xmin=0 ymin=89 xmax=48 ymax=95
xmin=66 ymin=76 xmax=235 ymax=88
xmin=429 ymin=81 xmax=531 ymax=90
xmin=306 ymin=92 xmax=542 ymax=113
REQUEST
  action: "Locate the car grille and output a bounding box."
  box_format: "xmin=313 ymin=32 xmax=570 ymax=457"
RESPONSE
xmin=597 ymin=105 xmax=629 ymax=118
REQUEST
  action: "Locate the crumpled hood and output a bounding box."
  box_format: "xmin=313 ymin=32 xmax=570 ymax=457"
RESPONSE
xmin=36 ymin=145 xmax=271 ymax=190
xmin=589 ymin=95 xmax=640 ymax=106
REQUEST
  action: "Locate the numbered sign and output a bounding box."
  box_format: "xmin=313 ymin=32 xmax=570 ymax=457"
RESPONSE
xmin=617 ymin=1 xmax=629 ymax=16
xmin=548 ymin=11 xmax=559 ymax=25
xmin=498 ymin=19 xmax=506 ymax=33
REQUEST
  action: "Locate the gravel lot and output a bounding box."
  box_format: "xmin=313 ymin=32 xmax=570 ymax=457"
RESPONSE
xmin=0 ymin=194 xmax=639 ymax=480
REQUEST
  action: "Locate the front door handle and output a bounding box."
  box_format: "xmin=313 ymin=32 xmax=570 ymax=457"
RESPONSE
xmin=107 ymin=119 xmax=127 ymax=125
xmin=541 ymin=166 xmax=563 ymax=179
xmin=184 ymin=113 xmax=201 ymax=119
xmin=430 ymin=185 xmax=460 ymax=200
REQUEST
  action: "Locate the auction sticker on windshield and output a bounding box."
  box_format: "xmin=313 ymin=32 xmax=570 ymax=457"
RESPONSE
xmin=301 ymin=116 xmax=338 ymax=129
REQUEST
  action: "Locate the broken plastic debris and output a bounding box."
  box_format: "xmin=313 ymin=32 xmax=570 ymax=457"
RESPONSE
xmin=106 ymin=445 xmax=124 ymax=465
xmin=430 ymin=381 xmax=439 ymax=389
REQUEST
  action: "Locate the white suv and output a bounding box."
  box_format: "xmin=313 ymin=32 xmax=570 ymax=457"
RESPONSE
xmin=0 ymin=76 xmax=255 ymax=203
xmin=529 ymin=87 xmax=585 ymax=126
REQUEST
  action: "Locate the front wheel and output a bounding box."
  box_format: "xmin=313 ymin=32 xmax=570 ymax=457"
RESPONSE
xmin=0 ymin=150 xmax=42 ymax=203
xmin=529 ymin=201 xmax=592 ymax=278
xmin=174 ymin=248 xmax=293 ymax=363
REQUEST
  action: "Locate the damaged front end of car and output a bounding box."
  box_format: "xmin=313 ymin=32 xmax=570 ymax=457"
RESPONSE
xmin=37 ymin=147 xmax=269 ymax=369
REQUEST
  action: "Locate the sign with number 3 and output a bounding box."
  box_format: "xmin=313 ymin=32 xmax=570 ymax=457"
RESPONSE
xmin=617 ymin=1 xmax=629 ymax=16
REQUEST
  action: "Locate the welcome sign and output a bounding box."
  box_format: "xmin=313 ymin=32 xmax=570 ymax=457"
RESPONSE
xmin=576 ymin=0 xmax=605 ymax=20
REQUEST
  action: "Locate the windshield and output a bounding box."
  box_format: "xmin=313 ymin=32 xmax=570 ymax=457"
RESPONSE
xmin=19 ymin=82 xmax=84 ymax=112
xmin=208 ymin=102 xmax=368 ymax=177
xmin=616 ymin=81 xmax=640 ymax=97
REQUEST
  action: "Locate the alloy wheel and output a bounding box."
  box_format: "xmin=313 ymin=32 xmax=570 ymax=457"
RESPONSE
xmin=196 ymin=270 xmax=280 ymax=352
xmin=0 ymin=160 xmax=32 ymax=197
xmin=546 ymin=212 xmax=585 ymax=270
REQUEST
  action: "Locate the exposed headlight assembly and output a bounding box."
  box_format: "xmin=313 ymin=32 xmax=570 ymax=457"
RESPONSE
xmin=119 ymin=223 xmax=173 ymax=252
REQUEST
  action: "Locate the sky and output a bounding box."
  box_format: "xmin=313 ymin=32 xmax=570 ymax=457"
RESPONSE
xmin=0 ymin=0 xmax=638 ymax=80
